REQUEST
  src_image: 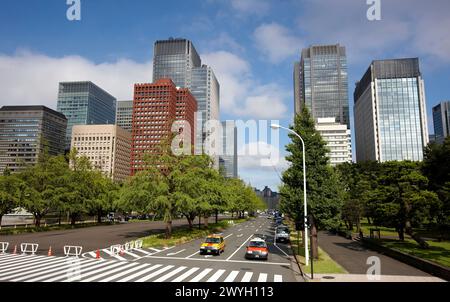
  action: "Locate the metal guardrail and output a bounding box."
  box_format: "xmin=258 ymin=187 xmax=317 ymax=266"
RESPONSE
xmin=63 ymin=246 xmax=83 ymax=258
xmin=0 ymin=242 xmax=9 ymax=254
xmin=20 ymin=243 xmax=39 ymax=255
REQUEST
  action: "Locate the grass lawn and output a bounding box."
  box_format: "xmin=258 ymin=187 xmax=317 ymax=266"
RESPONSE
xmin=141 ymin=218 xmax=248 ymax=249
xmin=377 ymin=238 xmax=450 ymax=268
xmin=289 ymin=229 xmax=347 ymax=275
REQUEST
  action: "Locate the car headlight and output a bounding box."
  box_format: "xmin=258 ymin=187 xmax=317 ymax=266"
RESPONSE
xmin=247 ymin=251 xmax=253 ymax=254
xmin=261 ymin=252 xmax=268 ymax=255
xmin=200 ymin=247 xmax=205 ymax=249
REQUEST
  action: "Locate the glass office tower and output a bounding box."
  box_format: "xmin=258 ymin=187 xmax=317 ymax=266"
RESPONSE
xmin=0 ymin=106 xmax=67 ymax=173
xmin=354 ymin=58 xmax=429 ymax=162
xmin=432 ymin=101 xmax=450 ymax=144
xmin=57 ymin=81 xmax=116 ymax=150
xmin=116 ymin=100 xmax=133 ymax=132
xmin=294 ymin=44 xmax=350 ymax=129
xmin=153 ymin=38 xmax=201 ymax=88
xmin=219 ymin=121 xmax=238 ymax=178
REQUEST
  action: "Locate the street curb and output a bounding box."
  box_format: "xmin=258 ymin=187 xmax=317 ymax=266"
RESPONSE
xmin=288 ymin=242 xmax=306 ymax=282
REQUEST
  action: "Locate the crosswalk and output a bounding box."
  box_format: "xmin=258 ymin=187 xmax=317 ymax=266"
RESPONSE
xmin=0 ymin=253 xmax=284 ymax=283
xmin=81 ymin=246 xmax=172 ymax=261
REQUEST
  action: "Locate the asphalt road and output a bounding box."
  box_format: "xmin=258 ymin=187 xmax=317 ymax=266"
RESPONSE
xmin=0 ymin=216 xmax=303 ymax=282
xmin=0 ymin=218 xmax=212 ymax=256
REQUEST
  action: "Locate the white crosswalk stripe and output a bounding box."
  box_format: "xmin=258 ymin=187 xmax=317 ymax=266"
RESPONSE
xmin=102 ymin=248 xmax=127 ymax=261
xmin=224 ymin=271 xmax=240 ymax=282
xmin=189 ymin=268 xmax=213 ymax=282
xmin=171 ymin=267 xmax=200 ymax=282
xmin=241 ymin=272 xmax=253 ymax=282
xmin=206 ymin=269 xmax=226 ymax=282
xmin=153 ymin=266 xmax=187 ymax=282
xmin=0 ymin=254 xmax=287 ymax=283
xmin=116 ymin=264 xmax=163 ymax=282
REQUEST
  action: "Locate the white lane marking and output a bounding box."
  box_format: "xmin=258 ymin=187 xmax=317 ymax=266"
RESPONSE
xmin=153 ymin=266 xmax=187 ymax=282
xmin=44 ymin=260 xmax=114 ymax=282
xmin=149 ymin=248 xmax=161 ymax=252
xmin=237 ymin=234 xmax=243 ymax=238
xmin=0 ymin=255 xmax=48 ymax=268
xmin=0 ymin=254 xmax=31 ymax=263
xmin=62 ymin=261 xmax=125 ymax=282
xmin=274 ymin=275 xmax=283 ymax=282
xmin=88 ymin=251 xmax=96 ymax=258
xmin=189 ymin=268 xmax=212 ymax=282
xmin=241 ymin=272 xmax=253 ymax=282
xmin=186 ymin=250 xmax=200 ymax=259
xmin=226 ymin=234 xmax=254 ymax=261
xmin=9 ymin=258 xmax=97 ymax=281
xmin=133 ymin=248 xmax=151 ymax=255
xmin=171 ymin=267 xmax=200 ymax=282
xmin=145 ymin=255 xmax=290 ymax=266
xmin=207 ymin=269 xmax=226 ymax=282
xmin=258 ymin=273 xmax=268 ymax=282
xmin=100 ymin=263 xmax=151 ymax=282
xmin=0 ymin=257 xmax=67 ymax=276
xmin=81 ymin=262 xmax=139 ymax=282
xmin=238 ymin=229 xmax=243 ymax=232
xmin=224 ymin=233 xmax=234 ymax=239
xmin=167 ymin=249 xmax=186 ymax=256
xmin=102 ymin=248 xmax=127 ymax=261
xmin=20 ymin=259 xmax=101 ymax=282
xmin=224 ymin=271 xmax=240 ymax=282
xmin=135 ymin=265 xmax=175 ymax=282
xmin=149 ymin=246 xmax=175 ymax=255
xmin=122 ymin=250 xmax=141 ymax=258
xmin=116 ymin=264 xmax=163 ymax=282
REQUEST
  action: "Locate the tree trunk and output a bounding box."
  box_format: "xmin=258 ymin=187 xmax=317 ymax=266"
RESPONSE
xmin=398 ymin=226 xmax=405 ymax=241
xmin=204 ymin=215 xmax=209 ymax=228
xmin=356 ymin=217 xmax=361 ymax=233
xmin=97 ymin=211 xmax=102 ymax=223
xmin=215 ymin=210 xmax=218 ymax=224
xmin=0 ymin=214 xmax=3 ymax=228
xmin=165 ymin=220 xmax=172 ymax=239
xmin=187 ymin=217 xmax=193 ymax=230
xmin=405 ymin=220 xmax=429 ymax=249
xmin=367 ymin=217 xmax=372 ymax=224
xmin=70 ymin=215 xmax=77 ymax=226
xmin=311 ymin=217 xmax=319 ymax=260
xmin=34 ymin=214 xmax=42 ymax=228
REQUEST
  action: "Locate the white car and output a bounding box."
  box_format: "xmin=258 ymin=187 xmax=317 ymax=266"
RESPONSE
xmin=275 ymin=230 xmax=290 ymax=243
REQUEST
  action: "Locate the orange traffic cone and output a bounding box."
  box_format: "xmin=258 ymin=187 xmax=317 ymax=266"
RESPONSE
xmin=12 ymin=245 xmax=17 ymax=255
xmin=95 ymin=249 xmax=101 ymax=259
xmin=48 ymin=246 xmax=53 ymax=256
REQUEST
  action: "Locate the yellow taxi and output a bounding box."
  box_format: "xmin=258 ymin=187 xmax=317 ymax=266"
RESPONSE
xmin=199 ymin=234 xmax=225 ymax=255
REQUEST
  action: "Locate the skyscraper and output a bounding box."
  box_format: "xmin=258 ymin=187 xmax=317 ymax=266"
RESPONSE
xmin=153 ymin=38 xmax=201 ymax=88
xmin=294 ymin=44 xmax=350 ymax=129
xmin=354 ymin=58 xmax=429 ymax=162
xmin=152 ymin=38 xmax=220 ymax=158
xmin=219 ymin=121 xmax=238 ymax=178
xmin=0 ymin=106 xmax=67 ymax=173
xmin=57 ymin=81 xmax=117 ymax=150
xmin=432 ymin=101 xmax=450 ymax=144
xmin=116 ymin=100 xmax=133 ymax=132
xmin=131 ymin=79 xmax=197 ymax=175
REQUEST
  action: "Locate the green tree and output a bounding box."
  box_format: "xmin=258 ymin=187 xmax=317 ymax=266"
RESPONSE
xmin=280 ymin=106 xmax=344 ymax=259
xmin=0 ymin=172 xmax=22 ymax=226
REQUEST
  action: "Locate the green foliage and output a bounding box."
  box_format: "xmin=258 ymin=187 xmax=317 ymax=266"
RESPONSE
xmin=280 ymin=106 xmax=344 ymax=230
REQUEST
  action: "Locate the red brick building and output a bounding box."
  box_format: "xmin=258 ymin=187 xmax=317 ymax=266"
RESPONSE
xmin=131 ymin=79 xmax=197 ymax=175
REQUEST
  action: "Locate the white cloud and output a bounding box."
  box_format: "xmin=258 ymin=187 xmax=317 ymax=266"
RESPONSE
xmin=230 ymin=0 xmax=270 ymax=17
xmin=0 ymin=50 xmax=153 ymax=109
xmin=253 ymin=22 xmax=304 ymax=64
xmin=202 ymin=50 xmax=289 ymax=119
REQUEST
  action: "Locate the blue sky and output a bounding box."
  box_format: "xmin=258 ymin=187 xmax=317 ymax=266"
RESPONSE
xmin=1 ymin=0 xmax=450 ymax=190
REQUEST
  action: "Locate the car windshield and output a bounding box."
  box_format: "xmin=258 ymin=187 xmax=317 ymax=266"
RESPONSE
xmin=205 ymin=238 xmax=221 ymax=244
xmin=249 ymin=241 xmax=266 ymax=248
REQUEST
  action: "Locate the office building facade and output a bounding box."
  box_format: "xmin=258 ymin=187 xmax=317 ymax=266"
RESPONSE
xmin=219 ymin=121 xmax=238 ymax=178
xmin=71 ymin=125 xmax=131 ymax=182
xmin=294 ymin=44 xmax=350 ymax=129
xmin=116 ymin=100 xmax=133 ymax=132
xmin=315 ymin=118 xmax=352 ymax=166
xmin=131 ymin=79 xmax=197 ymax=175
xmin=432 ymin=101 xmax=450 ymax=144
xmin=354 ymin=58 xmax=429 ymax=162
xmin=152 ymin=38 xmax=220 ymax=159
xmin=57 ymin=81 xmax=117 ymax=150
xmin=0 ymin=106 xmax=67 ymax=173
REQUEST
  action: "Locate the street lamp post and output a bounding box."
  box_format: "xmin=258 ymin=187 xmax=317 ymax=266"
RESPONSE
xmin=271 ymin=124 xmax=309 ymax=266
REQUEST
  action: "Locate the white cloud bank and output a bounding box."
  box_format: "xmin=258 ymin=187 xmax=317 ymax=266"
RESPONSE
xmin=0 ymin=50 xmax=153 ymax=108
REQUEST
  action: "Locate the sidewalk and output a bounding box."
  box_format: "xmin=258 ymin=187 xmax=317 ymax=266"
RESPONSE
xmin=315 ymin=231 xmax=444 ymax=282
xmin=311 ymin=274 xmax=444 ymax=282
